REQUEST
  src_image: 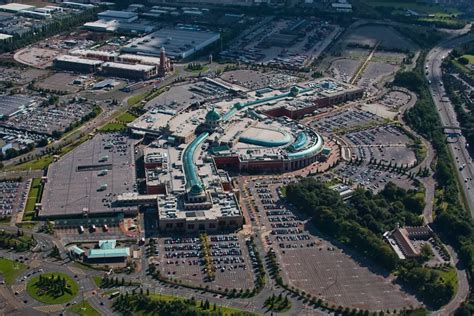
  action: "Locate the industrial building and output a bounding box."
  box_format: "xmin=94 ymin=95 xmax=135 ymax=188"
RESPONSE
xmin=97 ymin=10 xmax=138 ymax=22
xmin=0 ymin=33 xmax=12 ymax=42
xmin=101 ymin=62 xmax=157 ymax=80
xmin=54 ymin=55 xmax=103 ymax=73
xmin=0 ymin=95 xmax=36 ymax=120
xmin=122 ymin=27 xmax=220 ymax=59
xmin=0 ymin=3 xmax=35 ymax=13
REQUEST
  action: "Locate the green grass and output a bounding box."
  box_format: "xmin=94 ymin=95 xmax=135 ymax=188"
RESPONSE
xmin=184 ymin=65 xmax=209 ymax=73
xmin=67 ymin=300 xmax=100 ymax=316
xmin=116 ymin=112 xmax=137 ymax=123
xmin=0 ymin=258 xmax=27 ymax=285
xmin=364 ymin=0 xmax=459 ymax=15
xmin=27 ymin=272 xmax=78 ymax=304
xmin=15 ymin=222 xmax=37 ymax=230
xmin=92 ymin=276 xmax=102 ymax=287
xmin=127 ymin=93 xmax=148 ymax=106
xmin=461 ymin=54 xmax=474 ymax=64
xmin=23 ymin=178 xmax=41 ymax=221
xmin=98 ymin=122 xmax=126 ymax=133
xmin=436 ymin=266 xmax=458 ymax=292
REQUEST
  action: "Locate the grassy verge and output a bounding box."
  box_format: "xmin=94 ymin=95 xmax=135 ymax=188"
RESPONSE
xmin=23 ymin=178 xmax=41 ymax=221
xmin=0 ymin=258 xmax=27 ymax=285
xmin=113 ymin=293 xmax=258 ymax=316
xmin=67 ymin=300 xmax=101 ymax=316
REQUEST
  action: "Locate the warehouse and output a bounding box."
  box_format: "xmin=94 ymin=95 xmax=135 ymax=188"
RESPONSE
xmin=54 ymin=55 xmax=103 ymax=73
xmin=98 ymin=10 xmax=138 ymax=22
xmin=0 ymin=95 xmax=36 ymax=119
xmin=101 ymin=62 xmax=157 ymax=80
xmin=122 ymin=27 xmax=220 ymax=59
xmin=0 ymin=3 xmax=35 ymax=13
xmin=0 ymin=33 xmax=12 ymax=42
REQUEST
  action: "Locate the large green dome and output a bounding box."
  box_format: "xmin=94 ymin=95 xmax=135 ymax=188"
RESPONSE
xmin=205 ymin=108 xmax=221 ymax=122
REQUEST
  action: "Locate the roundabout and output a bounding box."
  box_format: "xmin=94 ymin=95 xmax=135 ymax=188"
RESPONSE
xmin=26 ymin=272 xmax=78 ymax=305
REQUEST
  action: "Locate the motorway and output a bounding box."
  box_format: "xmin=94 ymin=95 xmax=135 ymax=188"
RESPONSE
xmin=425 ymin=32 xmax=474 ymax=216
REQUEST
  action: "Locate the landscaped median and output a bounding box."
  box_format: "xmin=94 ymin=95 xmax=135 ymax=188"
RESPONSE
xmin=26 ymin=272 xmax=78 ymax=304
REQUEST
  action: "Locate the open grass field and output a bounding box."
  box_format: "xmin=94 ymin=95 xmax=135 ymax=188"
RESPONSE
xmin=67 ymin=300 xmax=101 ymax=316
xmin=462 ymin=55 xmax=474 ymax=64
xmin=364 ymin=0 xmax=459 ymax=16
xmin=98 ymin=122 xmax=126 ymax=133
xmin=436 ymin=266 xmax=458 ymax=292
xmin=27 ymin=272 xmax=78 ymax=304
xmin=23 ymin=178 xmax=41 ymax=221
xmin=0 ymin=258 xmax=27 ymax=285
xmin=116 ymin=112 xmax=137 ymax=123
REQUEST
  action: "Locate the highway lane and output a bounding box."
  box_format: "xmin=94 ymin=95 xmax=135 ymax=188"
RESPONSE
xmin=425 ymin=33 xmax=474 ymax=216
xmin=425 ymin=33 xmax=473 ymax=316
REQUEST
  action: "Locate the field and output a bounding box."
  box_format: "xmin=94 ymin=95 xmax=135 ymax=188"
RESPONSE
xmin=27 ymin=272 xmax=78 ymax=304
xmin=98 ymin=122 xmax=127 ymax=133
xmin=23 ymin=178 xmax=42 ymax=221
xmin=345 ymin=25 xmax=416 ymax=51
xmin=0 ymin=258 xmax=27 ymax=285
xmin=67 ymin=300 xmax=101 ymax=316
xmin=364 ymin=1 xmax=459 ymax=16
xmin=462 ymin=55 xmax=474 ymax=64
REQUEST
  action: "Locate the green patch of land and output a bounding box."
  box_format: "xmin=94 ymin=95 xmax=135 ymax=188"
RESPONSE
xmin=23 ymin=178 xmax=42 ymax=221
xmin=0 ymin=258 xmax=27 ymax=285
xmin=67 ymin=300 xmax=101 ymax=316
xmin=462 ymin=54 xmax=474 ymax=64
xmin=365 ymin=0 xmax=459 ymax=15
xmin=113 ymin=293 xmax=258 ymax=316
xmin=98 ymin=122 xmax=127 ymax=133
xmin=27 ymin=272 xmax=78 ymax=304
xmin=116 ymin=112 xmax=138 ymax=123
xmin=127 ymin=93 xmax=148 ymax=106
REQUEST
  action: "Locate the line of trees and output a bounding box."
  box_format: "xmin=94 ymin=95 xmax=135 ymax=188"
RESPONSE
xmin=396 ymin=51 xmax=474 ymax=314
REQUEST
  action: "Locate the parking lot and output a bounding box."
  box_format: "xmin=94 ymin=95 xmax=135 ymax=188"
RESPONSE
xmin=0 ymin=180 xmax=28 ymax=220
xmin=221 ymin=17 xmax=337 ymax=70
xmin=4 ymin=100 xmax=95 ymax=135
xmin=153 ymin=233 xmax=255 ymax=291
xmin=0 ymin=67 xmax=48 ymax=86
xmin=333 ymin=164 xmax=415 ymax=193
xmin=311 ymin=108 xmax=383 ymax=134
xmin=220 ymin=70 xmax=299 ymax=90
xmin=245 ymin=178 xmax=419 ymax=311
xmin=345 ymin=125 xmax=416 ymax=166
xmin=35 ymin=73 xmax=83 ymax=94
xmin=344 ymin=25 xmax=416 ymax=51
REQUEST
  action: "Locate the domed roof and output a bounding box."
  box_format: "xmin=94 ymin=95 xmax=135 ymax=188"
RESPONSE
xmin=205 ymin=107 xmax=221 ymax=122
xmin=289 ymin=86 xmax=300 ymax=97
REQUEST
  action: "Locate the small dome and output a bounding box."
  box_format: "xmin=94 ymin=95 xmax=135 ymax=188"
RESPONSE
xmin=290 ymin=86 xmax=300 ymax=97
xmin=205 ymin=107 xmax=221 ymax=122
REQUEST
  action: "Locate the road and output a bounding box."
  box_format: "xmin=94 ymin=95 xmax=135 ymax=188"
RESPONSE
xmin=425 ymin=32 xmax=473 ymax=316
xmin=425 ymin=33 xmax=474 ymax=216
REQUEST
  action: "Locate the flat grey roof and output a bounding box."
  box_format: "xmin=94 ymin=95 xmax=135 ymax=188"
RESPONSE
xmin=122 ymin=28 xmax=220 ymax=58
xmin=40 ymin=134 xmax=137 ymax=218
xmin=0 ymin=95 xmax=34 ymax=117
